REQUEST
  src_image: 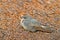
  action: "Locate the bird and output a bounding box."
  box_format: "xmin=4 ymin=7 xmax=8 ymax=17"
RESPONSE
xmin=20 ymin=14 xmax=56 ymax=33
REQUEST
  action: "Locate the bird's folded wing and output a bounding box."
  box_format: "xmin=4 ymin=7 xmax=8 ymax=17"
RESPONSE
xmin=30 ymin=19 xmax=55 ymax=32
xmin=30 ymin=19 xmax=41 ymax=27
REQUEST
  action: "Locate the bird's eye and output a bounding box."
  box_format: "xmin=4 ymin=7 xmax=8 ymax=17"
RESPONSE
xmin=23 ymin=17 xmax=27 ymax=19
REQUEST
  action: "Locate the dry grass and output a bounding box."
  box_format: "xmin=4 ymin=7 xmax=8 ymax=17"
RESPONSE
xmin=0 ymin=0 xmax=60 ymax=40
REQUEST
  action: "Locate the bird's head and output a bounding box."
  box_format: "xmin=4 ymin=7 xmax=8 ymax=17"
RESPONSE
xmin=21 ymin=14 xmax=32 ymax=19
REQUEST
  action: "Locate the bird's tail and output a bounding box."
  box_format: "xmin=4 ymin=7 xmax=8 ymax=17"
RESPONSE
xmin=36 ymin=25 xmax=56 ymax=33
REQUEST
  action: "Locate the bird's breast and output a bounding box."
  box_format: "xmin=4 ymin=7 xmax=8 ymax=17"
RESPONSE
xmin=21 ymin=19 xmax=31 ymax=29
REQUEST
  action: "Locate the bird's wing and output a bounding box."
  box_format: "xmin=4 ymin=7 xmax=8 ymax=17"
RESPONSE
xmin=30 ymin=19 xmax=41 ymax=27
xmin=30 ymin=19 xmax=56 ymax=32
xmin=30 ymin=19 xmax=45 ymax=30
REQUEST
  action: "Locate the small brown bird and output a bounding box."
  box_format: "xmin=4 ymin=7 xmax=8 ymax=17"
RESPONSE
xmin=20 ymin=14 xmax=56 ymax=33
